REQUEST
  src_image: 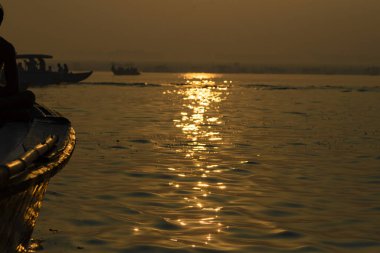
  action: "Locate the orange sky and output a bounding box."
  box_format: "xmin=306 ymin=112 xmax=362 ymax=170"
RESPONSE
xmin=1 ymin=0 xmax=380 ymax=65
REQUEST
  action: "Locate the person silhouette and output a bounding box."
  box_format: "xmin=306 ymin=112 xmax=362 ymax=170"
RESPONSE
xmin=38 ymin=58 xmax=46 ymax=72
xmin=0 ymin=5 xmax=18 ymax=97
xmin=0 ymin=4 xmax=35 ymax=111
xmin=17 ymin=62 xmax=25 ymax=72
xmin=57 ymin=63 xmax=63 ymax=73
xmin=63 ymin=63 xmax=69 ymax=73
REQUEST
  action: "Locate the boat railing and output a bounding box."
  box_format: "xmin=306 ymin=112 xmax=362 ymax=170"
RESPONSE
xmin=0 ymin=135 xmax=57 ymax=187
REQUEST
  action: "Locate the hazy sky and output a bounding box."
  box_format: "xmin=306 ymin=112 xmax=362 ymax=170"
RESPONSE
xmin=1 ymin=0 xmax=380 ymax=65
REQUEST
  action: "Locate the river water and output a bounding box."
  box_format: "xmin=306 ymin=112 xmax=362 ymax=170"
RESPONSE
xmin=29 ymin=72 xmax=380 ymax=253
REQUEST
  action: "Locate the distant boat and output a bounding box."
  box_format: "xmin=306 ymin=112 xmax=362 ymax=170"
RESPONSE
xmin=0 ymin=102 xmax=75 ymax=252
xmin=16 ymin=54 xmax=92 ymax=86
xmin=111 ymin=64 xmax=141 ymax=76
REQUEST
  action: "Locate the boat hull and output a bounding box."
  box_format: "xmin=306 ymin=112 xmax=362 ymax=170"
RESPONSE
xmin=111 ymin=67 xmax=140 ymax=76
xmin=0 ymin=181 xmax=49 ymax=252
xmin=0 ymin=105 xmax=76 ymax=253
xmin=19 ymin=71 xmax=93 ymax=86
xmin=112 ymin=71 xmax=140 ymax=76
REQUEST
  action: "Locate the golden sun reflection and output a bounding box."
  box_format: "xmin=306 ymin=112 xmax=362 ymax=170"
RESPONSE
xmin=165 ymin=74 xmax=231 ymax=248
xmin=182 ymin=73 xmax=219 ymax=81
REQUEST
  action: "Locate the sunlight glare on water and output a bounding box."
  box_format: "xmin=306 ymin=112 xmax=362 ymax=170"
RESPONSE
xmin=167 ymin=74 xmax=230 ymax=248
xmin=30 ymin=72 xmax=380 ymax=253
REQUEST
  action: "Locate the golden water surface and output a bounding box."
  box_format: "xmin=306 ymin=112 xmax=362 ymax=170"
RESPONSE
xmin=30 ymin=72 xmax=380 ymax=253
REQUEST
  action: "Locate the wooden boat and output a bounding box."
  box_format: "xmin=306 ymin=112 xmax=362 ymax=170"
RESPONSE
xmin=16 ymin=54 xmax=92 ymax=86
xmin=0 ymin=102 xmax=75 ymax=252
xmin=111 ymin=64 xmax=141 ymax=76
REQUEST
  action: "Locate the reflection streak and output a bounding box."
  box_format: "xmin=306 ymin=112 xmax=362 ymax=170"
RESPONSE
xmin=166 ymin=73 xmax=230 ymax=247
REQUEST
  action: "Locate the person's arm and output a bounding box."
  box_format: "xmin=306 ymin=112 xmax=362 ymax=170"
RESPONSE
xmin=3 ymin=43 xmax=19 ymax=95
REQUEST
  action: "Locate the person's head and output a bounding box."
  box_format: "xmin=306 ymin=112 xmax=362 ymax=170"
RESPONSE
xmin=0 ymin=4 xmax=3 ymax=26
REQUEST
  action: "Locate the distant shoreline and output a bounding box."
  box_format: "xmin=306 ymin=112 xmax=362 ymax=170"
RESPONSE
xmin=56 ymin=61 xmax=380 ymax=76
xmin=140 ymin=67 xmax=380 ymax=76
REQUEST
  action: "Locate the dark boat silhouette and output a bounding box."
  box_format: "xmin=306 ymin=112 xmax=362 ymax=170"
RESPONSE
xmin=16 ymin=54 xmax=92 ymax=86
xmin=0 ymin=103 xmax=75 ymax=252
xmin=111 ymin=64 xmax=141 ymax=76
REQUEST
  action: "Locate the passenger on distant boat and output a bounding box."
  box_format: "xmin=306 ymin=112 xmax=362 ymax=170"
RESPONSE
xmin=17 ymin=62 xmax=25 ymax=72
xmin=63 ymin=63 xmax=69 ymax=73
xmin=57 ymin=63 xmax=63 ymax=73
xmin=39 ymin=57 xmax=46 ymax=72
xmin=26 ymin=58 xmax=38 ymax=72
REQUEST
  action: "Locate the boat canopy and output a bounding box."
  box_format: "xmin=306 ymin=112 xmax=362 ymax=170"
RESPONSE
xmin=16 ymin=54 xmax=53 ymax=59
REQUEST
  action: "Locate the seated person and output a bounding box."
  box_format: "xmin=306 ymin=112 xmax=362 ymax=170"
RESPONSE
xmin=0 ymin=38 xmax=18 ymax=97
xmin=0 ymin=4 xmax=34 ymax=109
